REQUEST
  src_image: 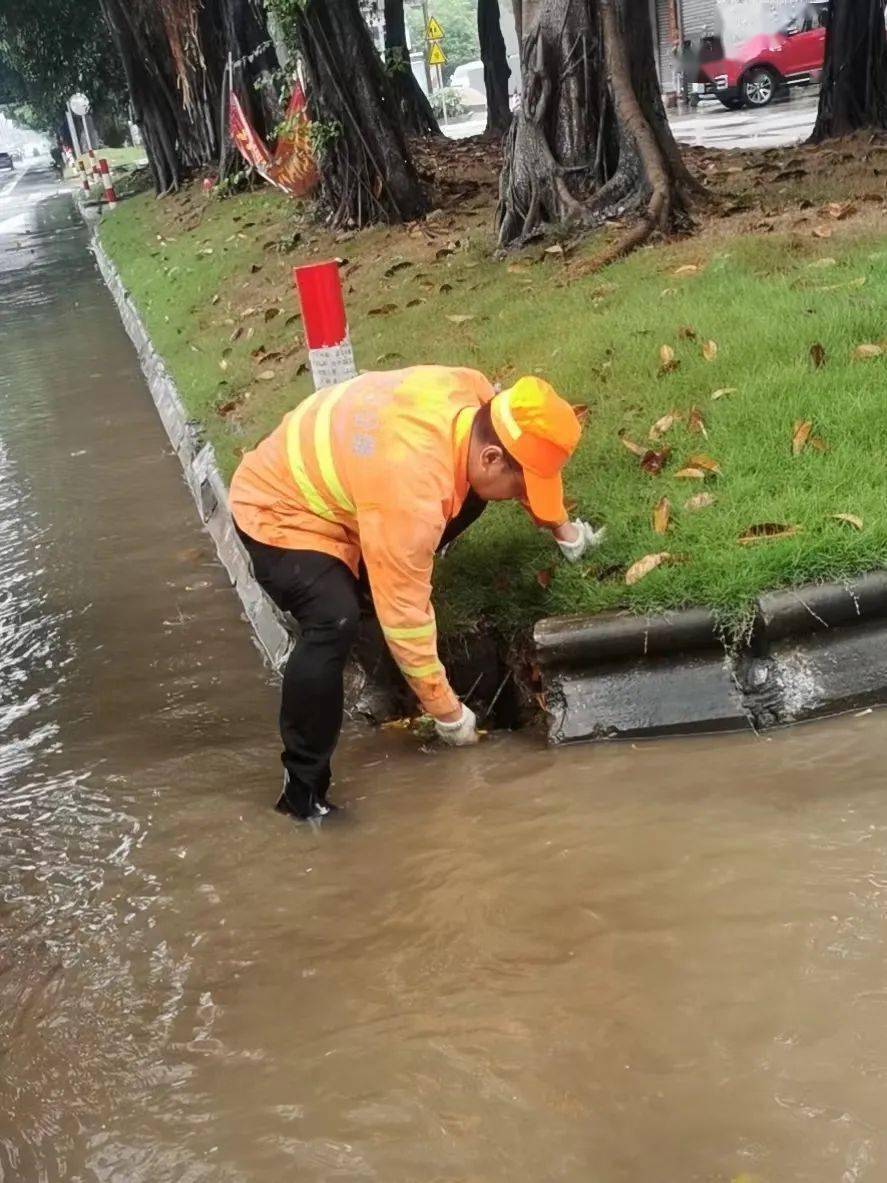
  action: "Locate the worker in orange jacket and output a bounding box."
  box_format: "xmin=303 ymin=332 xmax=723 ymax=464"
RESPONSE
xmin=229 ymin=367 xmax=604 ymax=819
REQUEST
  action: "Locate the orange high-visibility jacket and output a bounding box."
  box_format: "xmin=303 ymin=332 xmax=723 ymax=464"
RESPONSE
xmin=229 ymin=366 xmax=497 ymax=719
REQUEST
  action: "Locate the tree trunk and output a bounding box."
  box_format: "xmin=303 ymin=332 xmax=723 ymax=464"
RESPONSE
xmin=497 ymin=0 xmax=695 ymax=254
xmin=295 ymin=0 xmax=429 ymax=226
xmin=810 ymin=0 xmax=887 ymax=141
xmin=384 ymin=0 xmax=442 ymax=136
xmin=215 ymin=0 xmax=280 ymax=178
xmin=512 ymin=0 xmax=523 ymax=44
xmin=479 ymin=0 xmax=513 ymax=138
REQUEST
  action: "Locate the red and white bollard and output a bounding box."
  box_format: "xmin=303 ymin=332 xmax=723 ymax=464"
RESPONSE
xmin=77 ymin=159 xmax=90 ymax=194
xmin=89 ymin=148 xmax=100 ymax=180
xmin=99 ymin=159 xmax=118 ymax=208
xmin=293 ymin=262 xmax=358 ymax=391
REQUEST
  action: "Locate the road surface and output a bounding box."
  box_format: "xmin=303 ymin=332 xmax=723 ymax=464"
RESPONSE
xmin=447 ymin=93 xmax=818 ymax=148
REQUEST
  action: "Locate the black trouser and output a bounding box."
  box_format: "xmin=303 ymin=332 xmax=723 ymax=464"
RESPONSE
xmin=236 ymin=491 xmax=486 ymax=812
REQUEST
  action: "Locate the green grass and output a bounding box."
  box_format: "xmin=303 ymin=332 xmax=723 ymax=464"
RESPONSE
xmin=99 ymin=183 xmax=887 ymax=642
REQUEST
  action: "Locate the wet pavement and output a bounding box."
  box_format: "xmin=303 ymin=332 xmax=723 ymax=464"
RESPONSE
xmin=670 ymin=93 xmax=818 ymax=149
xmin=4 ymin=164 xmax=887 ymax=1183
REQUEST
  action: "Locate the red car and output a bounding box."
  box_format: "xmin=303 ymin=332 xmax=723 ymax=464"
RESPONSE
xmin=696 ymin=2 xmax=828 ymax=109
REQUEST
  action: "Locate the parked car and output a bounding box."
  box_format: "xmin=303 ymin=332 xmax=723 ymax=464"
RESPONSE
xmin=0 ymin=152 xmax=14 ymax=171
xmin=694 ymin=1 xmax=828 ymax=109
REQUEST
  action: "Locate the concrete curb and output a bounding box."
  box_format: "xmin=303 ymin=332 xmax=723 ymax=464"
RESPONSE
xmin=535 ymin=572 xmax=887 ymax=743
xmin=87 ymin=216 xmax=293 ymax=672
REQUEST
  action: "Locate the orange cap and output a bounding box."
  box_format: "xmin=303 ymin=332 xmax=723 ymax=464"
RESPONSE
xmin=490 ymin=377 xmax=582 ymax=523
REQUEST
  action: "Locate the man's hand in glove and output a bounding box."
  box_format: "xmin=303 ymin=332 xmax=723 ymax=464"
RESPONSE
xmin=434 ymin=704 xmax=479 ymax=747
xmin=554 ymin=519 xmax=607 ymax=564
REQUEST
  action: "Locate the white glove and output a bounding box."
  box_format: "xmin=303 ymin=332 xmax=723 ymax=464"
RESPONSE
xmin=556 ymin=520 xmax=607 ymax=563
xmin=434 ymin=704 xmax=479 ymax=747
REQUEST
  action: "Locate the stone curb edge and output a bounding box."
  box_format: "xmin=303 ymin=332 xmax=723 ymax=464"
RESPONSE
xmin=534 ymin=570 xmax=887 ymax=742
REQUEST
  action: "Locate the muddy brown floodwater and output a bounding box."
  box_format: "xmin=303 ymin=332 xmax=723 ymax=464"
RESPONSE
xmin=3 ymin=169 xmax=887 ymax=1183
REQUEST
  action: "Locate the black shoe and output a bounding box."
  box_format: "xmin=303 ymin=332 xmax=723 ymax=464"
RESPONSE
xmin=275 ymin=776 xmax=338 ymax=821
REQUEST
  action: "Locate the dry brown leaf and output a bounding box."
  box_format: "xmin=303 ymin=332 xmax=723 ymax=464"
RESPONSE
xmin=702 ymin=339 xmax=718 ymax=362
xmin=619 ymin=432 xmax=647 ymax=457
xmin=687 ymin=454 xmax=722 ymax=475
xmin=810 ymin=342 xmax=826 ymax=368
xmin=658 ymin=358 xmax=681 ymax=376
xmin=544 ymin=243 xmax=565 ymax=257
xmin=507 ymin=261 xmax=532 ymax=274
xmin=660 ymin=287 xmax=678 ymax=298
xmin=677 ymin=325 xmax=697 ymax=340
xmin=832 ymin=513 xmax=863 ymax=530
xmin=675 ymin=466 xmax=706 ymax=480
xmin=652 ymin=497 xmax=671 ymax=535
xmin=218 ymin=358 xmax=228 ymax=371
xmin=257 ymin=370 xmax=276 ymax=381
xmin=573 ymin=403 xmax=589 ymax=426
xmin=368 ymin=303 xmax=398 ymax=317
xmin=659 ymin=344 xmax=675 ymax=366
xmin=673 ymin=264 xmax=701 ymax=277
xmin=649 ymin=412 xmax=677 ymax=440
xmin=264 ymin=307 xmax=281 ymax=322
xmin=792 ymin=419 xmax=813 ymax=456
xmin=812 ymin=225 xmax=833 ymax=239
xmin=853 ymin=343 xmax=883 ymax=360
xmin=711 ymin=387 xmax=737 ymax=400
xmin=625 ymin=552 xmax=670 ymax=586
xmin=446 ymin=314 xmax=475 ymax=324
xmin=536 ymin=568 xmax=553 ymax=589
xmin=739 ymin=523 xmax=799 ymax=545
xmin=687 ymin=407 xmax=707 ymax=437
xmin=826 ymin=201 xmax=856 ymax=220
xmin=809 ymin=436 xmax=829 ymax=453
xmin=685 ymin=492 xmax=716 ymax=511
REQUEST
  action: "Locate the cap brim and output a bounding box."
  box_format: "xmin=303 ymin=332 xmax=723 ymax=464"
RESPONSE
xmin=524 ymin=468 xmax=566 ymax=525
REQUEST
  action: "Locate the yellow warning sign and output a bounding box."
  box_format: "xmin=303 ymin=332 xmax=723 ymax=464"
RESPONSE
xmin=428 ymin=41 xmax=447 ymax=66
xmin=425 ymin=16 xmax=445 ymax=40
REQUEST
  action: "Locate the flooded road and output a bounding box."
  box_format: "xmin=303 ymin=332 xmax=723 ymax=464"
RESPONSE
xmin=3 ymin=166 xmax=887 ymax=1183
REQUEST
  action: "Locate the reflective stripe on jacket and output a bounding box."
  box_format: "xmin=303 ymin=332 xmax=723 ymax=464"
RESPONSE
xmin=229 ymin=366 xmax=496 ymax=718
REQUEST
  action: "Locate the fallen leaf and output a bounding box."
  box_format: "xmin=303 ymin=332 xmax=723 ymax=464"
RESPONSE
xmin=826 ymin=201 xmax=856 ymax=220
xmin=625 ymin=552 xmax=670 ymax=586
xmin=229 ymin=326 xmax=243 ymax=342
xmin=572 ymin=403 xmax=589 ymax=426
xmin=536 ymin=568 xmax=553 ymax=589
xmin=619 ymin=432 xmax=647 ymax=457
xmin=658 ymin=358 xmax=681 ymax=376
xmin=257 ymin=370 xmax=276 ymax=381
xmin=711 ymin=387 xmax=737 ymax=400
xmin=687 ymin=407 xmax=707 ymax=437
xmin=446 ymin=314 xmax=475 ymax=324
xmin=792 ymin=419 xmax=813 ymax=456
xmin=739 ymin=523 xmax=799 ymax=545
xmin=673 ymin=264 xmax=701 ymax=277
xmin=810 ymin=342 xmax=826 ymax=368
xmin=641 ymin=447 xmax=671 ymax=475
xmin=812 ymin=225 xmax=833 ymax=239
xmin=687 ymin=454 xmax=721 ymax=475
xmin=384 ymin=260 xmax=412 ymax=277
xmin=507 ymin=260 xmax=532 ymax=274
xmin=375 ymin=352 xmax=405 ymax=364
xmin=852 ymin=343 xmax=883 ymax=359
xmin=702 ymin=339 xmax=718 ymax=362
xmin=809 ymin=436 xmax=829 ymax=453
xmin=264 ymin=307 xmax=281 ymax=322
xmin=677 ymin=325 xmax=697 ymax=340
xmin=368 ymin=303 xmax=398 ymax=316
xmin=649 ymin=412 xmax=677 ymax=440
xmin=659 ymin=344 xmax=675 ymax=366
xmin=685 ymin=492 xmax=716 ymax=511
xmin=675 ymin=467 xmax=706 ymax=480
xmin=660 ymin=287 xmax=678 ymax=297
xmin=250 ymin=262 xmax=262 ymax=273
xmin=211 ymin=293 xmax=220 ymax=305
xmin=218 ymin=358 xmax=228 ymax=371
xmin=652 ymin=497 xmax=670 ymax=535
xmin=545 ymin=243 xmax=565 ymax=257
xmin=215 ymin=399 xmax=238 ymax=417
xmin=832 ymin=513 xmax=863 ymax=530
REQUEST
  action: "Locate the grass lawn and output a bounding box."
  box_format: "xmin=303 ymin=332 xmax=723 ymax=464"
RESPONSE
xmin=98 ymin=143 xmax=887 ymax=642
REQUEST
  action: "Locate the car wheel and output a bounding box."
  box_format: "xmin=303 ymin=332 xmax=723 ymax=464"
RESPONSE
xmin=742 ymin=67 xmax=778 ymax=108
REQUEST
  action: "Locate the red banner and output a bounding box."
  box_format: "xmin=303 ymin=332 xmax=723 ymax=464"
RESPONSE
xmin=229 ymin=83 xmax=319 ymax=199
